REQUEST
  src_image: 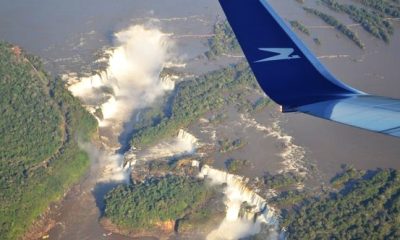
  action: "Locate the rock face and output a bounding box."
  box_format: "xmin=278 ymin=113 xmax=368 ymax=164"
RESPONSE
xmin=155 ymin=220 xmax=175 ymax=234
xmin=101 ymin=218 xmax=175 ymax=240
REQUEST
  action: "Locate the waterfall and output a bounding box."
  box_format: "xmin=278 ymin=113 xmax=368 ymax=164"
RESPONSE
xmin=67 ymin=25 xmax=178 ymax=129
xmin=67 ymin=24 xmax=181 ymax=184
xmin=199 ymin=165 xmax=279 ymax=240
xmin=240 ymin=114 xmax=307 ymax=178
xmin=177 ymin=129 xmax=198 ymax=146
xmin=125 ymin=129 xmax=199 ymax=163
xmin=160 ymin=75 xmax=176 ymax=90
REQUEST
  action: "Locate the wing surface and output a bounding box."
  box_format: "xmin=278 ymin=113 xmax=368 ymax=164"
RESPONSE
xmin=219 ymin=0 xmax=400 ymax=138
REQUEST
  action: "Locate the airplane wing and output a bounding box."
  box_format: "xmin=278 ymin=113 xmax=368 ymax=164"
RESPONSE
xmin=218 ymin=0 xmax=400 ymax=138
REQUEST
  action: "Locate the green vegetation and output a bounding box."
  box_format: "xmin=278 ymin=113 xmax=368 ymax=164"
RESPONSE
xmin=252 ymin=97 xmax=271 ymax=113
xmin=330 ymin=165 xmax=364 ymax=189
xmin=205 ymin=20 xmax=242 ymax=59
xmin=176 ymin=191 xmax=225 ymax=233
xmin=264 ymin=172 xmax=303 ymax=189
xmin=357 ymin=0 xmax=400 ymax=18
xmin=271 ymin=190 xmax=309 ymax=208
xmin=226 ymin=92 xmax=270 ymax=114
xmin=225 ymin=159 xmax=250 ymax=174
xmin=282 ymin=169 xmax=400 ymax=239
xmin=304 ymin=7 xmax=365 ymax=49
xmin=131 ymin=61 xmax=259 ymax=148
xmin=0 ymin=47 xmax=62 ymax=168
xmin=219 ymin=138 xmax=247 ymax=153
xmin=104 ymin=175 xmax=222 ymax=230
xmin=0 ymin=42 xmax=97 ymax=239
xmin=290 ymin=20 xmax=311 ymax=35
xmin=209 ymin=112 xmax=228 ymax=125
xmin=313 ymin=37 xmax=322 ymax=45
xmin=322 ymin=0 xmax=393 ymax=43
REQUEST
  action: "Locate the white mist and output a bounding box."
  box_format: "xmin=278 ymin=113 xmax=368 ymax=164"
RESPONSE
xmin=68 ymin=24 xmax=179 ymax=183
xmin=69 ymin=25 xmax=176 ymax=127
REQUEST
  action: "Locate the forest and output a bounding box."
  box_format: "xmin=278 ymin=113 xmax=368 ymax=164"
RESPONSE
xmin=104 ymin=175 xmax=223 ymax=230
xmin=0 ymin=42 xmax=97 ymax=239
xmin=282 ymin=168 xmax=400 ymax=239
xmin=290 ymin=20 xmax=311 ymax=36
xmin=225 ymin=158 xmax=250 ymax=174
xmin=294 ymin=0 xmax=400 ymax=47
xmin=205 ymin=20 xmax=242 ymax=59
xmin=130 ymin=61 xmax=260 ymax=148
xmin=321 ymin=0 xmax=393 ymax=43
xmin=357 ymin=0 xmax=400 ymax=17
xmin=304 ymin=7 xmax=365 ymax=49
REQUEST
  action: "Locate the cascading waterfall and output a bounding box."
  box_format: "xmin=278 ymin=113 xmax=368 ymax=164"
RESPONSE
xmin=160 ymin=74 xmax=176 ymax=90
xmin=240 ymin=113 xmax=307 ymax=177
xmin=199 ymin=165 xmax=279 ymax=240
xmin=68 ymin=25 xmax=180 ymax=129
xmin=125 ymin=129 xmax=199 ymax=163
xmin=67 ymin=24 xmax=182 ymax=183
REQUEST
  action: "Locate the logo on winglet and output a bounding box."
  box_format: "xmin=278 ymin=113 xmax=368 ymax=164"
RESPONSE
xmin=255 ymin=48 xmax=300 ymax=63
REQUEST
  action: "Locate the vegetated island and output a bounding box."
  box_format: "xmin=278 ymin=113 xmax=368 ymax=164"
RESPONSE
xmin=356 ymin=0 xmax=400 ymax=18
xmin=321 ymin=0 xmax=394 ymax=43
xmin=304 ymin=7 xmax=365 ymax=49
xmin=218 ymin=138 xmax=247 ymax=153
xmin=205 ymin=20 xmax=242 ymax=59
xmin=130 ymin=61 xmax=263 ymax=149
xmin=290 ymin=20 xmax=311 ymax=35
xmin=301 ymin=0 xmax=400 ymax=48
xmin=103 ymin=159 xmax=225 ymax=239
xmin=0 ymin=42 xmax=97 ymax=239
xmin=225 ymin=158 xmax=250 ymax=174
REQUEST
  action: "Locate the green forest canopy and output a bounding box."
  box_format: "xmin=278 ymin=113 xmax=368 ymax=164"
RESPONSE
xmin=206 ymin=20 xmax=242 ymax=59
xmin=104 ymin=176 xmax=219 ymax=230
xmin=131 ymin=61 xmax=260 ymax=148
xmin=283 ymin=169 xmax=400 ymax=239
xmin=0 ymin=42 xmax=97 ymax=239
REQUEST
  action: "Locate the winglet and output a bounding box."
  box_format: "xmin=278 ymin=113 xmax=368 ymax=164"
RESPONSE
xmin=219 ymin=0 xmax=400 ymax=139
xmin=218 ymin=0 xmax=364 ymax=109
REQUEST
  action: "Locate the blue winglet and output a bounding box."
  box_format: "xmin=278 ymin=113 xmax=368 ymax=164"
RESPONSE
xmin=219 ymin=0 xmax=400 ymax=138
xmin=219 ymin=0 xmax=364 ymax=110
